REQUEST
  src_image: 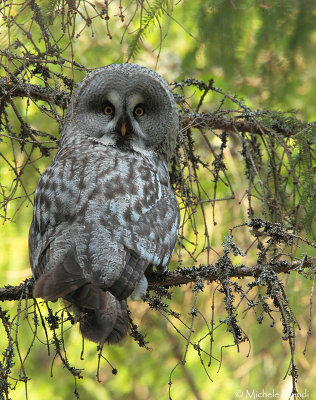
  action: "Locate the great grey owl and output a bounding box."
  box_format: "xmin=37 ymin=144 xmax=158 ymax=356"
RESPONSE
xmin=29 ymin=63 xmax=180 ymax=344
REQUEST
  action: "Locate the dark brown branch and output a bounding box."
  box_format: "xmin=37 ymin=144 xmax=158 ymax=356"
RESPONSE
xmin=147 ymin=257 xmax=316 ymax=288
xmin=0 ymin=78 xmax=69 ymax=109
xmin=1 ymin=258 xmax=314 ymax=302
xmin=181 ymin=115 xmax=296 ymax=138
xmin=0 ymin=79 xmax=306 ymax=137
xmin=0 ymin=279 xmax=34 ymax=301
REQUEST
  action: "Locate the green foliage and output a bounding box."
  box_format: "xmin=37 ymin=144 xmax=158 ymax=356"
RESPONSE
xmin=0 ymin=1 xmax=316 ymax=400
xmin=175 ymin=0 xmax=316 ymax=117
xmin=127 ymin=0 xmax=171 ymax=60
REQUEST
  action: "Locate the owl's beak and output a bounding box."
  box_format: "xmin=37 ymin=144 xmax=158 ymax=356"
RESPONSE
xmin=121 ymin=122 xmax=127 ymax=137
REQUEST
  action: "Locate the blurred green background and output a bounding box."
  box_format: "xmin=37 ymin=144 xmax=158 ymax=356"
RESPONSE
xmin=1 ymin=1 xmax=316 ymax=399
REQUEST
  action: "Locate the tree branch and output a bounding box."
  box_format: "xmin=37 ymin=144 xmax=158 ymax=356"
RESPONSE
xmin=0 ymin=79 xmax=307 ymax=137
xmin=147 ymin=257 xmax=316 ymax=288
xmin=180 ymin=114 xmax=304 ymax=138
xmin=0 ymin=78 xmax=69 ymax=109
xmin=1 ymin=258 xmax=314 ymax=302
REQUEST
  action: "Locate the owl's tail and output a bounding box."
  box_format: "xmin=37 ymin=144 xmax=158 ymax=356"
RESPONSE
xmin=33 ymin=248 xmax=129 ymax=344
xmin=77 ymin=298 xmax=129 ymax=344
xmin=68 ymin=286 xmax=129 ymax=344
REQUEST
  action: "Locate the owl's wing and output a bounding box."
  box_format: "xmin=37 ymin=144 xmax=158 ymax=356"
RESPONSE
xmin=84 ymin=149 xmax=180 ymax=299
xmin=93 ymin=149 xmax=180 ymax=266
xmin=29 ymin=145 xmax=179 ymax=343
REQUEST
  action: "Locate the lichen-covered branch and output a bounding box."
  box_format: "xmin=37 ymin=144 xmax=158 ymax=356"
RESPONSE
xmin=0 ymin=78 xmax=69 ymax=109
xmin=0 ymin=257 xmax=314 ymax=302
xmin=0 ymin=77 xmax=310 ymax=138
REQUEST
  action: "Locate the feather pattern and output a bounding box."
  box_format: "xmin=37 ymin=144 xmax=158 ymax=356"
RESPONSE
xmin=29 ymin=63 xmax=179 ymax=344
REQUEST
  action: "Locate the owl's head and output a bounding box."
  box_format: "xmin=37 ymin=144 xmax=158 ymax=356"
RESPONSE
xmin=63 ymin=63 xmax=179 ymax=162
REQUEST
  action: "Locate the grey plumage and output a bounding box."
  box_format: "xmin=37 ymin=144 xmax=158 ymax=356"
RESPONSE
xmin=29 ymin=63 xmax=180 ymax=344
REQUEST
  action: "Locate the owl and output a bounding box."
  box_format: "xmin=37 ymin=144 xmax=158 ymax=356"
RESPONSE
xmin=29 ymin=63 xmax=180 ymax=344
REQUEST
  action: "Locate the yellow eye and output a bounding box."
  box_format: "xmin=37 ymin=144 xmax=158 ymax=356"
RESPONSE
xmin=134 ymin=106 xmax=144 ymax=117
xmin=104 ymin=105 xmax=114 ymax=115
